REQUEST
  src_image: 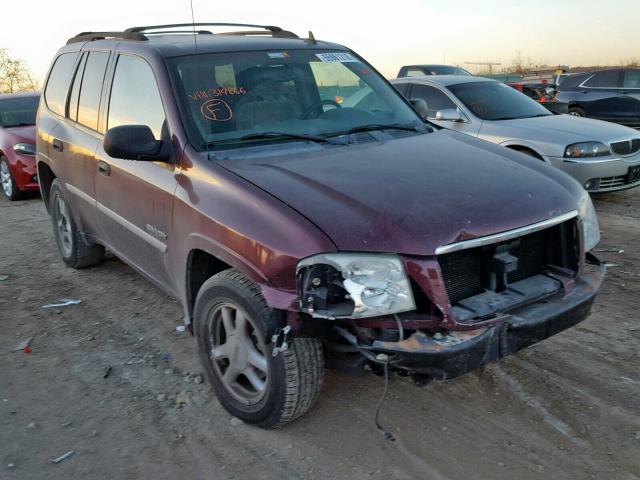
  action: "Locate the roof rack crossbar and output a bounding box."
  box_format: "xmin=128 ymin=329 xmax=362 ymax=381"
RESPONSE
xmin=67 ymin=31 xmax=146 ymax=45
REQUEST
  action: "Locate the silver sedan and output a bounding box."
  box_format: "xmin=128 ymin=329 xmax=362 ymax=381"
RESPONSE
xmin=390 ymin=76 xmax=640 ymax=193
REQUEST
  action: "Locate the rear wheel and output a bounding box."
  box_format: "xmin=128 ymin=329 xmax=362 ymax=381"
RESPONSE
xmin=50 ymin=179 xmax=105 ymax=268
xmin=195 ymin=270 xmax=324 ymax=427
xmin=0 ymin=156 xmax=21 ymax=201
xmin=568 ymin=106 xmax=586 ymax=117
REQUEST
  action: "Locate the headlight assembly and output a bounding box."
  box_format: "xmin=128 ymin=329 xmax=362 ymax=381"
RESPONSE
xmin=13 ymin=143 xmax=36 ymax=155
xmin=297 ymin=253 xmax=415 ymax=319
xmin=564 ymin=142 xmax=610 ymax=159
xmin=578 ymin=190 xmax=600 ymax=252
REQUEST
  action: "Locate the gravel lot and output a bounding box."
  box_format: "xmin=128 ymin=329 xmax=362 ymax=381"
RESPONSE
xmin=1 ymin=188 xmax=639 ymax=480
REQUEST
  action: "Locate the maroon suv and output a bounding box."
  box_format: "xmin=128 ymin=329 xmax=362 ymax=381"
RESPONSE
xmin=36 ymin=23 xmax=605 ymax=427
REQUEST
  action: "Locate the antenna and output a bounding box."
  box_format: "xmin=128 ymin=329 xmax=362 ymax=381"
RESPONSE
xmin=189 ymin=0 xmax=198 ymax=53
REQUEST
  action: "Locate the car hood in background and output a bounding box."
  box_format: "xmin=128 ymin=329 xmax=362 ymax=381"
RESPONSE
xmin=217 ymin=130 xmax=581 ymax=256
xmin=483 ymin=115 xmax=639 ymax=156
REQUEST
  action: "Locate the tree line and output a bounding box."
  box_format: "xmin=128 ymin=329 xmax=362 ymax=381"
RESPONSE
xmin=0 ymin=49 xmax=39 ymax=94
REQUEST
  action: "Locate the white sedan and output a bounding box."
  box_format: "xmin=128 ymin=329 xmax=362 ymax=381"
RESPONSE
xmin=390 ymin=76 xmax=640 ymax=193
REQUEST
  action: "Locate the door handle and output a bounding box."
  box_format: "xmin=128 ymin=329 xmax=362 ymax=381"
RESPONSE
xmin=97 ymin=160 xmax=111 ymax=176
xmin=52 ymin=138 xmax=64 ymax=152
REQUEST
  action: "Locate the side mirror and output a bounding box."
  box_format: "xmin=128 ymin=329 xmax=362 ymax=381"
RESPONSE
xmin=435 ymin=109 xmax=464 ymax=122
xmin=104 ymin=125 xmax=168 ymax=161
xmin=409 ymin=98 xmax=429 ymax=120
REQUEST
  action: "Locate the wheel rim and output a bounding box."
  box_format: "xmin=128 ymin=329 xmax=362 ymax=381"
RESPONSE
xmin=54 ymin=194 xmax=73 ymax=257
xmin=207 ymin=303 xmax=269 ymax=405
xmin=569 ymin=111 xmax=582 ymax=117
xmin=0 ymin=161 xmax=12 ymax=197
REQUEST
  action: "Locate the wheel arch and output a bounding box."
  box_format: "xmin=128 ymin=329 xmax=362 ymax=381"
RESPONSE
xmin=186 ymin=248 xmax=233 ymax=320
xmin=37 ymin=161 xmax=57 ymax=212
xmin=504 ymin=144 xmax=546 ymax=161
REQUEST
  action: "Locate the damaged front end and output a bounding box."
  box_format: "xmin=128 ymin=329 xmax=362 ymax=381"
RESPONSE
xmin=294 ymin=211 xmax=606 ymax=380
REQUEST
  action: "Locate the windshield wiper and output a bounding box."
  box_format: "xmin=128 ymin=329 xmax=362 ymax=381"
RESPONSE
xmin=340 ymin=123 xmax=422 ymax=136
xmin=206 ymin=131 xmax=339 ymax=148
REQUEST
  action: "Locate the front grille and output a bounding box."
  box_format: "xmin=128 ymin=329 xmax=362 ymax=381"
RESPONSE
xmin=438 ymin=220 xmax=579 ymax=305
xmin=610 ymin=138 xmax=640 ymax=156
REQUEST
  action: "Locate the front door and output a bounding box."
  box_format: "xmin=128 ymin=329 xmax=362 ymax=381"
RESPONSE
xmin=94 ymin=53 xmax=177 ymax=291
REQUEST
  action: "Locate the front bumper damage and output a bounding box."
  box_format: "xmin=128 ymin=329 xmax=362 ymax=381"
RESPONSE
xmin=340 ymin=263 xmax=605 ymax=380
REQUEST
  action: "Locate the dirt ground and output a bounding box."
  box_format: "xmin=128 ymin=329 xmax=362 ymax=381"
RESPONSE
xmin=1 ymin=188 xmax=639 ymax=480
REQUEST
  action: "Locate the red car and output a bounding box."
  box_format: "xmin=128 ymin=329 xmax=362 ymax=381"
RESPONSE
xmin=0 ymin=92 xmax=40 ymax=200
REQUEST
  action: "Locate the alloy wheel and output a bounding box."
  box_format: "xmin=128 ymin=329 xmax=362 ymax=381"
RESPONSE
xmin=0 ymin=161 xmax=12 ymax=198
xmin=207 ymin=303 xmax=269 ymax=405
xmin=54 ymin=194 xmax=73 ymax=257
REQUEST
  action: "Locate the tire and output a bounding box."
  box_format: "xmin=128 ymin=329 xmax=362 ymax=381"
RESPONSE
xmin=194 ymin=269 xmax=324 ymax=428
xmin=568 ymin=106 xmax=586 ymax=117
xmin=0 ymin=156 xmax=21 ymax=201
xmin=49 ymin=179 xmax=105 ymax=268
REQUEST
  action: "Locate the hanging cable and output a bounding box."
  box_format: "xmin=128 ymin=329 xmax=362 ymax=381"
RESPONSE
xmin=374 ymin=356 xmax=396 ymax=442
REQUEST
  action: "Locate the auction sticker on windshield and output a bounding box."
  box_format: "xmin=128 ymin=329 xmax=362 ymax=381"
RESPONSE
xmin=315 ymin=52 xmax=358 ymax=63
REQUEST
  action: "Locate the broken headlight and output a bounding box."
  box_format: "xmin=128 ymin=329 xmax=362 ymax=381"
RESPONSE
xmin=297 ymin=253 xmax=415 ymax=319
xmin=578 ymin=190 xmax=600 ymax=252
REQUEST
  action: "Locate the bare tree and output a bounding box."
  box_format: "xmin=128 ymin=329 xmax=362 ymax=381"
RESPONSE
xmin=0 ymin=49 xmax=39 ymax=94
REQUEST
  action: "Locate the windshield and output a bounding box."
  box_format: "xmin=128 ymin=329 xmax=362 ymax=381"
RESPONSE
xmin=169 ymin=50 xmax=422 ymax=149
xmin=0 ymin=96 xmax=39 ymax=127
xmin=429 ymin=66 xmax=472 ymax=76
xmin=448 ymin=81 xmax=552 ymax=120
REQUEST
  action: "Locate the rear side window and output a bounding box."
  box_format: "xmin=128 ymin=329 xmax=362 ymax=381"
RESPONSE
xmin=108 ymin=55 xmax=166 ymax=140
xmin=405 ymin=69 xmax=427 ymax=78
xmin=411 ymin=84 xmax=457 ymax=117
xmin=623 ymin=70 xmax=640 ymax=89
xmin=67 ymin=53 xmax=87 ymax=122
xmin=77 ymin=51 xmax=110 ymax=131
xmin=44 ymin=53 xmax=78 ymax=116
xmin=584 ymin=70 xmax=621 ymax=88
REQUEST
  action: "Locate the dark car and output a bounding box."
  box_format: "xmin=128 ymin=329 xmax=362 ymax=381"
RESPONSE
xmin=37 ymin=23 xmax=604 ymax=428
xmin=397 ymin=64 xmax=472 ymax=78
xmin=507 ymin=82 xmax=568 ymax=114
xmin=557 ymin=68 xmax=640 ymax=127
xmin=0 ymin=93 xmax=40 ymax=200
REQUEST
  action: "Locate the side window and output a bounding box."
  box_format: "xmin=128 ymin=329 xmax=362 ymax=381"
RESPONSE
xmin=411 ymin=84 xmax=457 ymax=117
xmin=67 ymin=53 xmax=87 ymax=122
xmin=406 ymin=69 xmax=427 ymax=78
xmin=44 ymin=53 xmax=78 ymax=116
xmin=393 ymin=83 xmax=410 ymax=96
xmin=584 ymin=70 xmax=621 ymax=88
xmin=108 ymin=55 xmax=166 ymax=139
xmin=623 ymin=70 xmax=640 ymax=89
xmin=77 ymin=51 xmax=110 ymax=131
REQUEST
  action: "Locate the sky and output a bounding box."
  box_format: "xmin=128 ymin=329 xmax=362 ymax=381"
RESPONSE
xmin=1 ymin=0 xmax=639 ymax=82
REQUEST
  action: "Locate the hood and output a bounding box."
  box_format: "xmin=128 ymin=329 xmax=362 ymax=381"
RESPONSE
xmin=1 ymin=124 xmax=36 ymax=144
xmin=217 ymin=130 xmax=582 ymax=256
xmin=489 ymin=115 xmax=639 ymax=154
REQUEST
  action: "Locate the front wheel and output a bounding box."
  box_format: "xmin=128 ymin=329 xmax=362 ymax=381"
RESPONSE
xmin=568 ymin=106 xmax=586 ymax=117
xmin=195 ymin=270 xmax=324 ymax=427
xmin=0 ymin=156 xmax=21 ymax=201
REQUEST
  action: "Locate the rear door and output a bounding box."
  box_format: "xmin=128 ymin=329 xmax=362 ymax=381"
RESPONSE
xmin=579 ymin=70 xmax=623 ymax=120
xmin=94 ymin=53 xmax=177 ymax=291
xmin=60 ymin=50 xmax=111 ymax=236
xmin=619 ymin=70 xmax=640 ymax=126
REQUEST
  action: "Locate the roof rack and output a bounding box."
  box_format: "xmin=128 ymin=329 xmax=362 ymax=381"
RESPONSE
xmin=66 ymin=31 xmax=146 ymax=44
xmin=126 ymin=23 xmax=299 ymax=38
xmin=66 ymin=23 xmax=300 ymax=45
